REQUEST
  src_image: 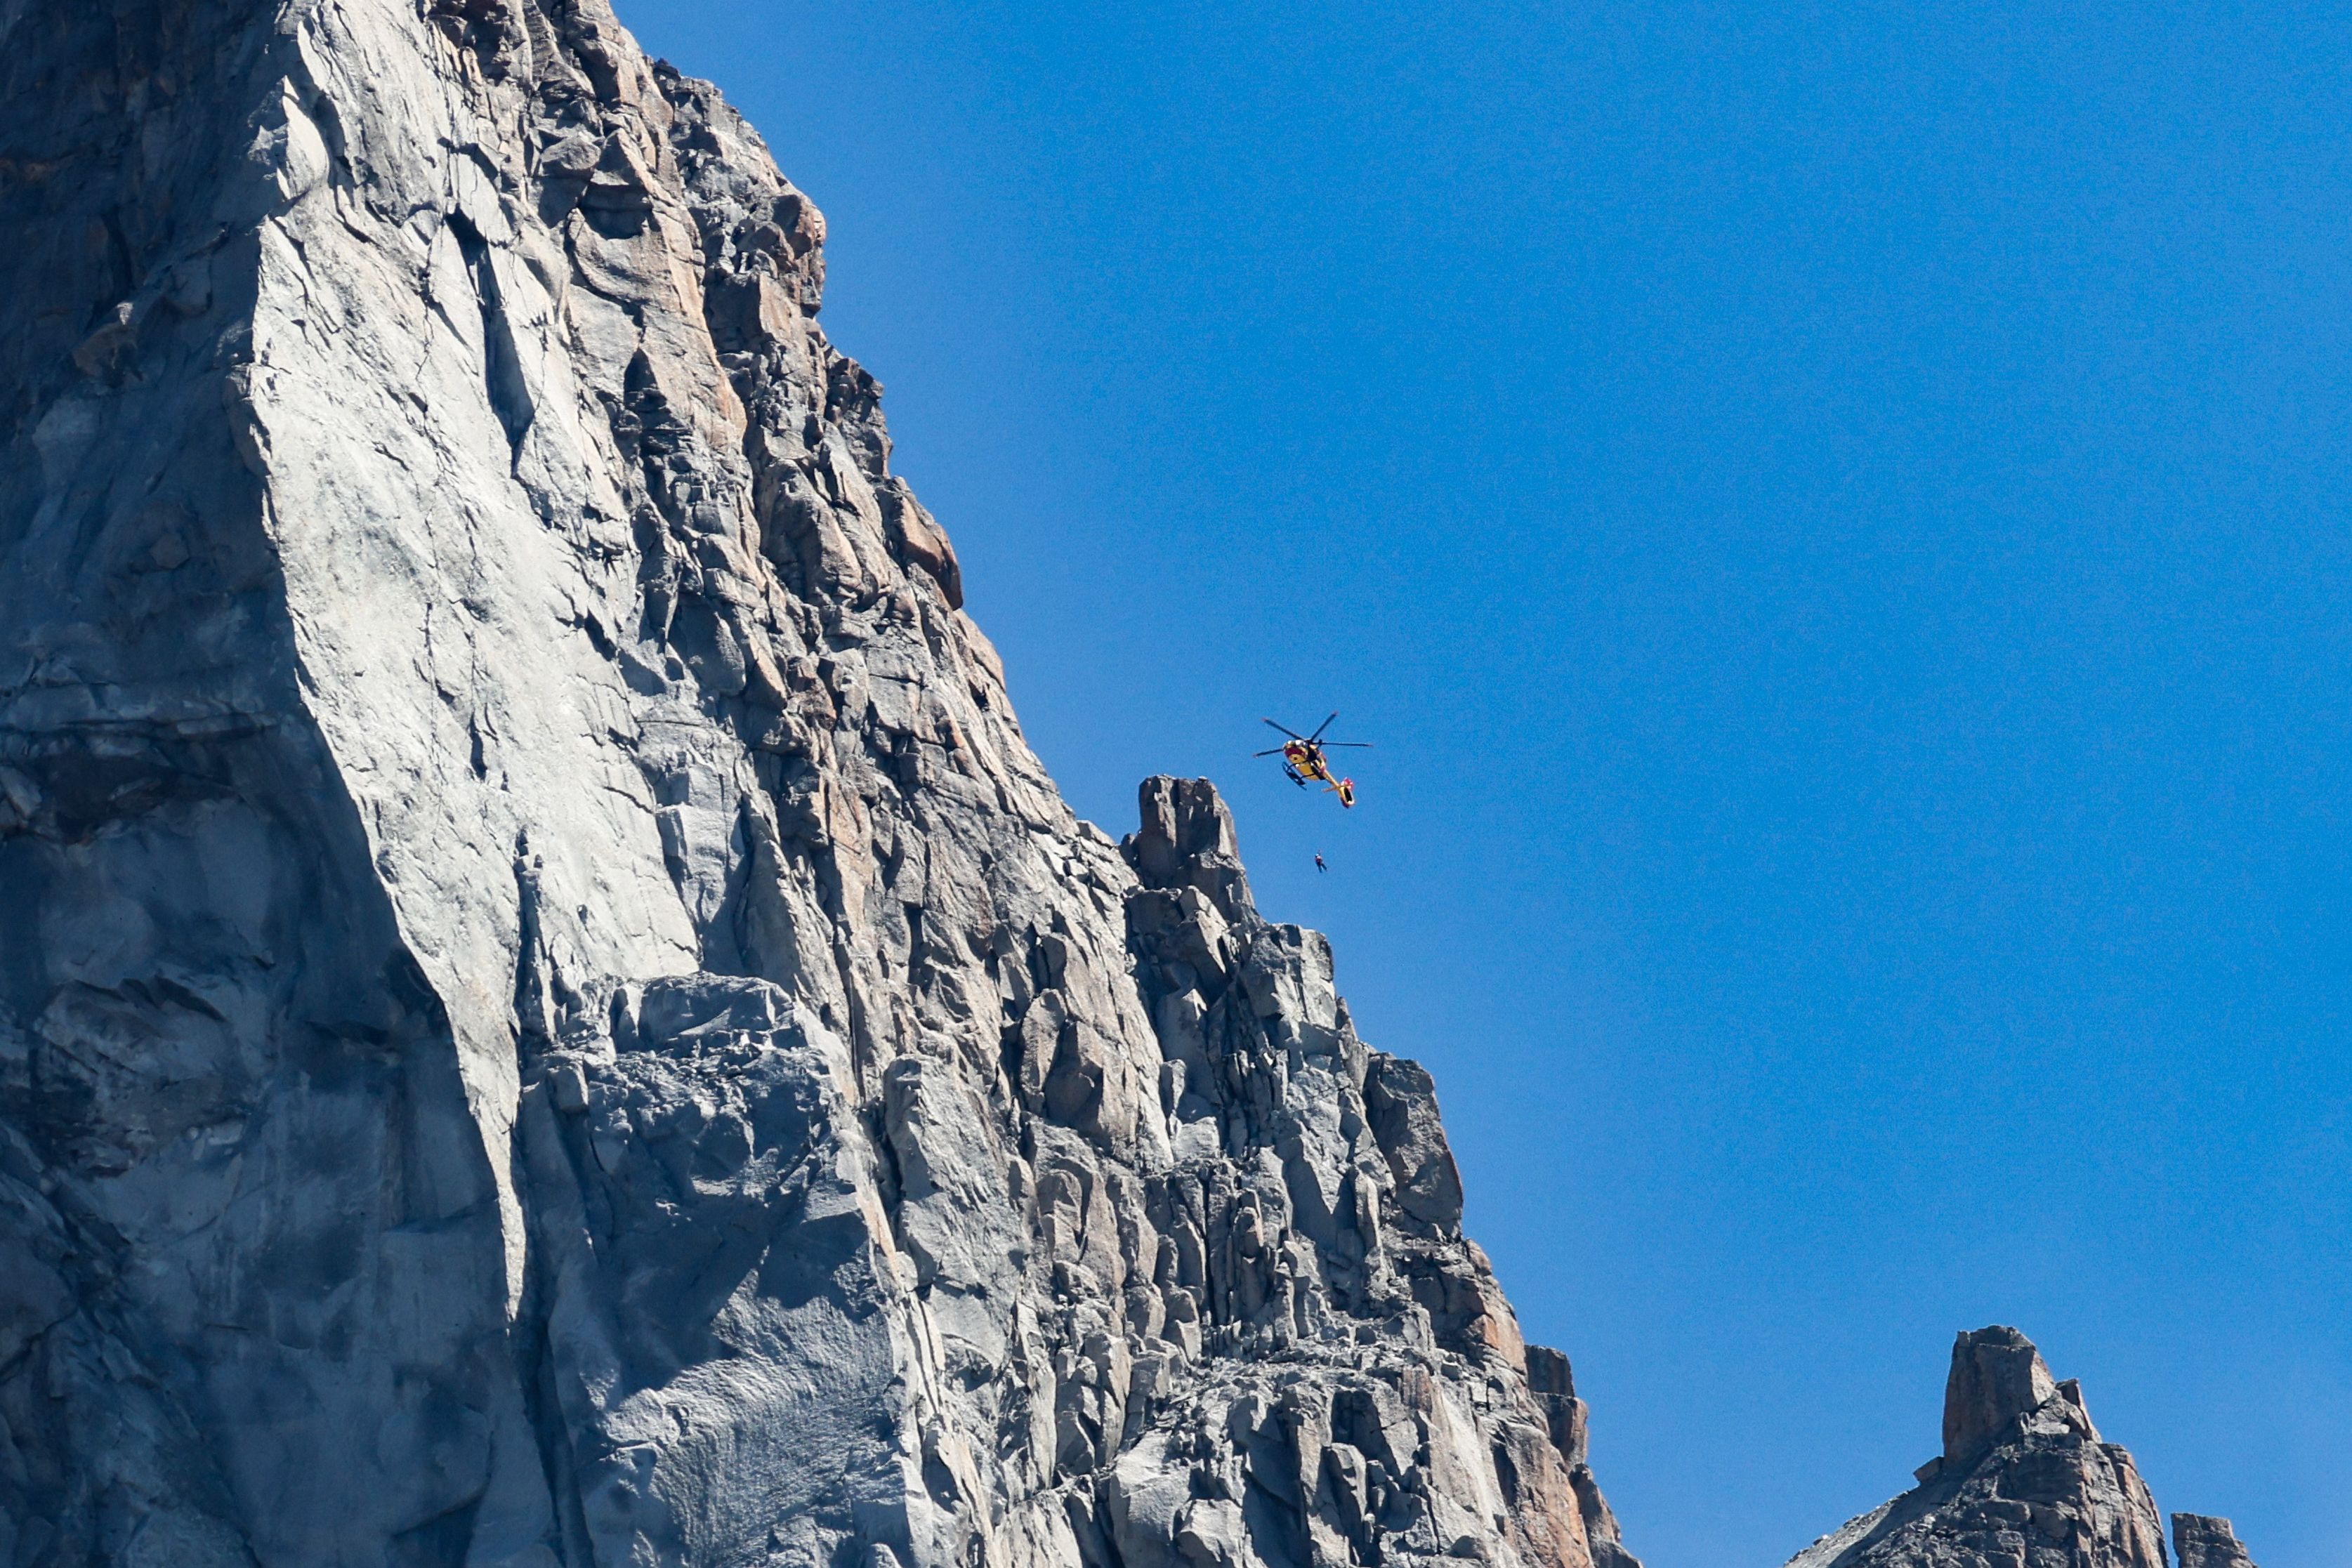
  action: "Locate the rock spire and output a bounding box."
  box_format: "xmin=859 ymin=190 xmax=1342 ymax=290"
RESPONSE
xmin=1940 ymin=1325 xmax=2061 ymax=1468
xmin=2171 ymin=1515 xmax=2258 ymax=1568
xmin=1784 ymin=1329 xmax=2255 ymax=1568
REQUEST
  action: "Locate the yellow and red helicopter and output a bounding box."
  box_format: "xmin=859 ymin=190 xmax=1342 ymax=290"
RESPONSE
xmin=1256 ymin=714 xmax=1371 ymax=808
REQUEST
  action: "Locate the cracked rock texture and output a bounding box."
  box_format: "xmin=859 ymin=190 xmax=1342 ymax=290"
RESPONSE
xmin=0 ymin=5 xmax=1641 ymax=1568
xmin=1782 ymin=1329 xmax=2250 ymax=1568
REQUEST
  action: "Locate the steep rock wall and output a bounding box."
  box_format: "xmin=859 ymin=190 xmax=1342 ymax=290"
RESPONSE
xmin=0 ymin=6 xmax=1638 ymax=1568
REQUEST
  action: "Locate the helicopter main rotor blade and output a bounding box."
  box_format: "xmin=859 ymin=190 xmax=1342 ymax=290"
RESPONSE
xmin=1308 ymin=711 xmax=1339 ymax=742
xmin=1320 ymin=742 xmax=1374 ymax=749
xmin=1251 ymin=747 xmax=1289 ymax=758
xmin=1261 ymin=718 xmax=1308 ymax=740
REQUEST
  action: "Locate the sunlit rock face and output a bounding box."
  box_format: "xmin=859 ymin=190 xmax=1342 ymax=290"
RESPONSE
xmin=0 ymin=6 xmax=1640 ymax=1567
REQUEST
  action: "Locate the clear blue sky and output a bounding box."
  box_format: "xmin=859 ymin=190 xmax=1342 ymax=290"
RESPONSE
xmin=617 ymin=5 xmax=2351 ymax=1562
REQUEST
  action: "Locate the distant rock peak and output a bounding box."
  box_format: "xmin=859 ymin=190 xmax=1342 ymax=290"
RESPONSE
xmin=1787 ymin=1328 xmax=2252 ymax=1568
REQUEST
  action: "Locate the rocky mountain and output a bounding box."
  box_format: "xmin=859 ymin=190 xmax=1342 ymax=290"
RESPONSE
xmin=1782 ymin=1329 xmax=2259 ymax=1568
xmin=0 ymin=5 xmax=1641 ymax=1567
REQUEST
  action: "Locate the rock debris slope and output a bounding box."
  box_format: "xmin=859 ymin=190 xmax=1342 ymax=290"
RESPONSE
xmin=1782 ymin=1329 xmax=2252 ymax=1568
xmin=0 ymin=5 xmax=1640 ymax=1567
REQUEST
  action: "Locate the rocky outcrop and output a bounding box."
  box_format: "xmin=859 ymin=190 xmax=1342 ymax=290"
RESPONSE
xmin=0 ymin=5 xmax=1638 ymax=1567
xmin=1111 ymin=779 xmax=1620 ymax=1568
xmin=1783 ymin=1329 xmax=2240 ymax=1568
xmin=2171 ymin=1515 xmax=2257 ymax=1568
xmin=1939 ymin=1326 xmax=2060 ymax=1470
xmin=1524 ymin=1349 xmax=1636 ymax=1568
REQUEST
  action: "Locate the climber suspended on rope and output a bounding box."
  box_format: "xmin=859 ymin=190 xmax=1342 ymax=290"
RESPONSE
xmin=1255 ymin=714 xmax=1369 ymax=808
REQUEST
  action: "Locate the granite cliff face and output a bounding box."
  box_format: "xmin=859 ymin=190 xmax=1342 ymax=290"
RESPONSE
xmin=1783 ymin=1329 xmax=2259 ymax=1568
xmin=0 ymin=6 xmax=1641 ymax=1567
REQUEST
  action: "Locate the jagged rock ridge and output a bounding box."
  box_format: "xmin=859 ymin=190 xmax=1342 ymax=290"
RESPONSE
xmin=1784 ymin=1329 xmax=2259 ymax=1568
xmin=0 ymin=6 xmax=1638 ymax=1568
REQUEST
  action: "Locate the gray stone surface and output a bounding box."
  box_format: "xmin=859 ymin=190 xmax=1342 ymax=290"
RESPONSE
xmin=1783 ymin=1330 xmax=2192 ymax=1568
xmin=2171 ymin=1515 xmax=2256 ymax=1568
xmin=1940 ymin=1327 xmax=2058 ymax=1469
xmin=0 ymin=6 xmax=1641 ymax=1567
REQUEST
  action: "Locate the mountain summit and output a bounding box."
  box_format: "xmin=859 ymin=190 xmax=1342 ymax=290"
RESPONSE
xmin=1783 ymin=1329 xmax=2257 ymax=1568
